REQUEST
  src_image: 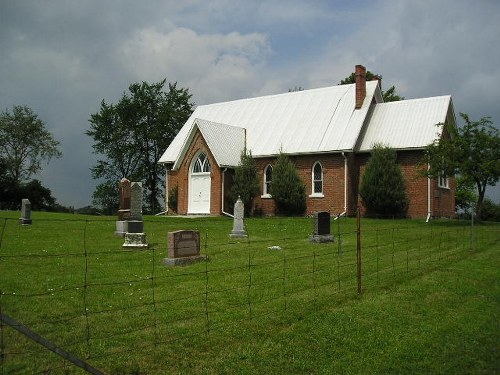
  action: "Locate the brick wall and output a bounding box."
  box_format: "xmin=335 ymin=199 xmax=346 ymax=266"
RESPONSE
xmin=166 ymin=129 xmax=222 ymax=215
xmin=167 ymin=144 xmax=455 ymax=218
xmin=253 ymin=154 xmax=349 ymax=216
xmin=355 ymin=150 xmax=455 ymax=218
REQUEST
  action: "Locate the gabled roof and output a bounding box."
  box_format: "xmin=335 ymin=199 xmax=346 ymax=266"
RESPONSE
xmin=159 ymin=81 xmax=381 ymax=167
xmin=357 ymin=96 xmax=455 ymax=151
xmin=173 ymin=118 xmax=245 ymax=170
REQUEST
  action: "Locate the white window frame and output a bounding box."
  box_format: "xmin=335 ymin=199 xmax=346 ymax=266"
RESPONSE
xmin=438 ymin=171 xmax=449 ymax=189
xmin=309 ymin=161 xmax=324 ymax=198
xmin=261 ymin=164 xmax=273 ymax=198
xmin=192 ymin=152 xmax=211 ymax=174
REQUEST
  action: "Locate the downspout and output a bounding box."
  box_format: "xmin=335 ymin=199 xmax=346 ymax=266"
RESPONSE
xmin=335 ymin=152 xmax=348 ymax=219
xmin=426 ymin=163 xmax=432 ymax=222
xmin=222 ymin=168 xmax=234 ymax=218
xmin=165 ymin=167 xmax=168 ymax=214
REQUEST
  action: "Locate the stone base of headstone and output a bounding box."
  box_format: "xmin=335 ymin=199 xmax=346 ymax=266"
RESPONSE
xmin=162 ymin=254 xmax=207 ymax=267
xmin=19 ymin=218 xmax=32 ymax=225
xmin=309 ymin=234 xmax=335 ymax=243
xmin=122 ymin=232 xmax=148 ymax=248
xmin=115 ymin=220 xmax=128 ymax=237
xmin=230 ymin=230 xmax=247 ymax=238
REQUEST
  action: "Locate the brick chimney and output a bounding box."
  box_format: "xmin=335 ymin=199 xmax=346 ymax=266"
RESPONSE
xmin=355 ymin=64 xmax=366 ymax=109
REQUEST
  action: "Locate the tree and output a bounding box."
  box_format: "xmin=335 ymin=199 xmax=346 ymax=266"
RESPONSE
xmin=360 ymin=144 xmax=409 ymax=217
xmin=167 ymin=185 xmax=178 ymax=213
xmin=339 ymin=71 xmax=404 ymax=102
xmin=0 ymin=105 xmax=62 ymax=183
xmin=425 ymin=113 xmax=500 ymax=218
xmin=92 ymin=180 xmax=119 ymax=215
xmin=270 ymin=152 xmax=306 ymax=216
xmin=87 ymin=79 xmax=194 ymax=213
xmin=455 ymin=175 xmax=477 ymax=214
xmin=20 ymin=179 xmax=56 ymax=211
xmin=231 ymin=150 xmax=260 ymax=216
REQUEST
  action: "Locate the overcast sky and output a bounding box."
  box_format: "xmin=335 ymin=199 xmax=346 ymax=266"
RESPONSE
xmin=1 ymin=0 xmax=499 ymax=208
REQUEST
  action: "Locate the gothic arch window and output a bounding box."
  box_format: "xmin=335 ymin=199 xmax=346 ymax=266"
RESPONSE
xmin=192 ymin=152 xmax=211 ymax=174
xmin=311 ymin=161 xmax=324 ymax=197
xmin=263 ymin=164 xmax=273 ymax=196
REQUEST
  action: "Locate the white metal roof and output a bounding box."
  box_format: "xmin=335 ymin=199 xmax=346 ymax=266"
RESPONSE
xmin=159 ymin=81 xmax=380 ymax=167
xmin=357 ymin=95 xmax=453 ymax=151
xmin=173 ymin=118 xmax=245 ymax=169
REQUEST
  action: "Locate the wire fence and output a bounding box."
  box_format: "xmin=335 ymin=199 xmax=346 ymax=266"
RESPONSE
xmin=0 ymin=214 xmax=498 ymax=373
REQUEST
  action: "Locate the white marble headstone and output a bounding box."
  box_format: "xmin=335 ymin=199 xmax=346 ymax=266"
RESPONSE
xmin=230 ymin=197 xmax=247 ymax=238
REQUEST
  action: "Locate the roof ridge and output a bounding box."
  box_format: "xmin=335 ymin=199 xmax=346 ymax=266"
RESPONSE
xmin=196 ymin=83 xmax=357 ymax=108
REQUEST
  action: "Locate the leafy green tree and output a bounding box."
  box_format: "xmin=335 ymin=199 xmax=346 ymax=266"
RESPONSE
xmin=0 ymin=158 xmax=19 ymax=209
xmin=339 ymin=71 xmax=404 ymax=102
xmin=92 ymin=181 xmax=119 ymax=215
xmin=360 ymin=144 xmax=409 ymax=217
xmin=455 ymin=175 xmax=477 ymax=213
xmin=231 ymin=150 xmax=260 ymax=216
xmin=167 ymin=185 xmax=178 ymax=213
xmin=87 ymin=79 xmax=194 ymax=213
xmin=425 ymin=113 xmax=500 ymax=219
xmin=0 ymin=105 xmax=62 ymax=183
xmin=20 ymin=179 xmax=56 ymax=211
xmin=270 ymin=152 xmax=306 ymax=216
xmin=479 ymin=198 xmax=500 ymax=222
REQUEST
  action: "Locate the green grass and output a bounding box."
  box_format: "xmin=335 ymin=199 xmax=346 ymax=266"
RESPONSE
xmin=0 ymin=211 xmax=498 ymax=374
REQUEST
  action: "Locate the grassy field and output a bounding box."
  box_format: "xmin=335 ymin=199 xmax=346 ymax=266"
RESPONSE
xmin=0 ymin=211 xmax=498 ymax=374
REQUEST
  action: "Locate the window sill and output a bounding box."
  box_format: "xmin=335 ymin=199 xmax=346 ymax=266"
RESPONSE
xmin=438 ymin=185 xmax=450 ymax=190
xmin=261 ymin=194 xmax=272 ymax=199
xmin=309 ymin=193 xmax=324 ymax=198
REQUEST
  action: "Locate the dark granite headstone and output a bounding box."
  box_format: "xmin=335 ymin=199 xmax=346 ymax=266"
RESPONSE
xmin=315 ymin=211 xmax=330 ymax=235
xmin=309 ymin=211 xmax=334 ymax=243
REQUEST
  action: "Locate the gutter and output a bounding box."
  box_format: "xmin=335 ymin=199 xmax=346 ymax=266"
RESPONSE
xmin=221 ymin=168 xmax=234 ymax=218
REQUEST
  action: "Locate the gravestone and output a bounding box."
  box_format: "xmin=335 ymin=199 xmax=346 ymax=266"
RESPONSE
xmin=19 ymin=199 xmax=32 ymax=225
xmin=118 ymin=178 xmax=131 ymax=220
xmin=122 ymin=182 xmax=148 ymax=248
xmin=309 ymin=211 xmax=334 ymax=243
xmin=115 ymin=178 xmax=131 ymax=236
xmin=230 ymin=197 xmax=247 ymax=238
xmin=130 ymin=182 xmax=143 ymax=220
xmin=163 ymin=230 xmax=206 ymax=266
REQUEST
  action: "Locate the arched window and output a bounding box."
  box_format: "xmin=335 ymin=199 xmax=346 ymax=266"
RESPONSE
xmin=311 ymin=162 xmax=323 ymax=196
xmin=263 ymin=164 xmax=273 ymax=196
xmin=192 ymin=152 xmax=211 ymax=173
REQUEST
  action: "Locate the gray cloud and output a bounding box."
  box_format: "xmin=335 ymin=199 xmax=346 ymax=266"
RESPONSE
xmin=1 ymin=0 xmax=498 ymax=207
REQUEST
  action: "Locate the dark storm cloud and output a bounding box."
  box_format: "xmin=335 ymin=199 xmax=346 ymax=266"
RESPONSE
xmin=0 ymin=0 xmax=498 ymax=207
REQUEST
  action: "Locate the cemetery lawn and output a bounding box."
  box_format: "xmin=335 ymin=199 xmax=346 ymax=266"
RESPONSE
xmin=0 ymin=211 xmax=498 ymax=374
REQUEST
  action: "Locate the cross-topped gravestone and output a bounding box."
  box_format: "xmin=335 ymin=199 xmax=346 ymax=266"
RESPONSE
xmin=230 ymin=197 xmax=247 ymax=238
xmin=19 ymin=199 xmax=32 ymax=225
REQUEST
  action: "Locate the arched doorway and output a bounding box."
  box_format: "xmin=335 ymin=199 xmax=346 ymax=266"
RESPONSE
xmin=188 ymin=152 xmax=211 ymax=214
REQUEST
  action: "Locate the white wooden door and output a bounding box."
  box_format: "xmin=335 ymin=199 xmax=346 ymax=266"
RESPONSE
xmin=189 ymin=173 xmax=211 ymax=214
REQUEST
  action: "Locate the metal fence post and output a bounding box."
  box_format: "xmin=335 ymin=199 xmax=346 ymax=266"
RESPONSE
xmin=357 ymin=207 xmax=362 ymax=294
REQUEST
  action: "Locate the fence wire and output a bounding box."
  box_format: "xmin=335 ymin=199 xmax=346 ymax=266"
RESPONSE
xmin=0 ymin=215 xmax=498 ymax=373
